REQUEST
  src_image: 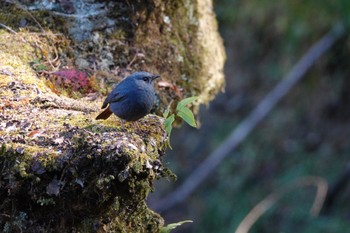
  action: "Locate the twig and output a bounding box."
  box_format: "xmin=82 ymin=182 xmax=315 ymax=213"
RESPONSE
xmin=0 ymin=23 xmax=29 ymax=44
xmin=20 ymin=5 xmax=56 ymax=69
xmin=153 ymin=22 xmax=346 ymax=212
xmin=10 ymin=0 xmax=59 ymax=69
xmin=321 ymin=162 xmax=350 ymax=215
xmin=50 ymin=10 xmax=106 ymax=19
xmin=127 ymin=52 xmax=145 ymax=69
xmin=235 ymin=176 xmax=328 ymax=233
xmin=0 ymin=213 xmax=11 ymax=218
xmin=0 ymin=23 xmax=17 ymax=34
xmin=30 ymin=94 xmax=98 ymax=113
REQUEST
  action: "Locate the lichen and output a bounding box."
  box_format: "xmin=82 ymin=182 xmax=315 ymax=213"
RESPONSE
xmin=0 ymin=121 xmax=169 ymax=232
xmin=0 ymin=31 xmax=170 ymax=233
xmin=0 ymin=91 xmax=170 ymax=232
xmin=0 ymin=0 xmax=225 ymax=116
xmin=0 ymin=0 xmax=224 ymax=231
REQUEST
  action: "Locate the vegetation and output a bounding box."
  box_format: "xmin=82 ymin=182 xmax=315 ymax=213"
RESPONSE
xmin=164 ymin=96 xmax=198 ymax=148
xmin=0 ymin=1 xmax=224 ymax=232
xmin=0 ymin=36 xmax=169 ymax=231
xmin=158 ymin=0 xmax=350 ymax=232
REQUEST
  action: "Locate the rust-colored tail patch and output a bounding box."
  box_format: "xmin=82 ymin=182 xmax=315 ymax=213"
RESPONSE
xmin=95 ymin=107 xmax=113 ymax=120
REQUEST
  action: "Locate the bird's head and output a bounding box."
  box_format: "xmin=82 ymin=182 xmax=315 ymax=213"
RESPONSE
xmin=129 ymin=71 xmax=160 ymax=84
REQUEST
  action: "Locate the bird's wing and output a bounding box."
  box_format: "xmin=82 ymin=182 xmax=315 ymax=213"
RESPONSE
xmin=101 ymin=90 xmax=126 ymax=109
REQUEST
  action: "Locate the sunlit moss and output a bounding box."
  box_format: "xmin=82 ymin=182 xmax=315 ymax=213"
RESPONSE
xmin=0 ymin=1 xmax=225 ymax=232
xmin=0 ymin=32 xmax=169 ymax=233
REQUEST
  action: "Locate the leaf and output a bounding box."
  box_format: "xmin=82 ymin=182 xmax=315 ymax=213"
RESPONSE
xmin=163 ymin=96 xmax=198 ymax=149
xmin=163 ymin=107 xmax=170 ymax=118
xmin=164 ymin=114 xmax=175 ymax=134
xmin=176 ymin=96 xmax=198 ymax=111
xmin=160 ymin=220 xmax=193 ymax=233
xmin=164 ymin=114 xmax=175 ymax=149
xmin=177 ymin=107 xmax=197 ymax=128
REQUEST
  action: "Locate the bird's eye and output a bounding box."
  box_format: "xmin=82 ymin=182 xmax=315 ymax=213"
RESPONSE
xmin=143 ymin=77 xmax=148 ymax=82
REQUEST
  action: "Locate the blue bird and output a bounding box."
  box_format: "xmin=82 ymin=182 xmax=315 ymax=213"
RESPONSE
xmin=96 ymin=72 xmax=159 ymax=121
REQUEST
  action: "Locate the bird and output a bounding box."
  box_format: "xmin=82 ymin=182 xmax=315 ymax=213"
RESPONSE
xmin=95 ymin=71 xmax=160 ymax=122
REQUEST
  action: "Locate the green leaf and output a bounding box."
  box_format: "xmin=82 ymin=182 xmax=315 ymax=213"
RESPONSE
xmin=162 ymin=96 xmax=198 ymax=149
xmin=177 ymin=107 xmax=197 ymax=128
xmin=160 ymin=220 xmax=193 ymax=233
xmin=164 ymin=114 xmax=175 ymax=135
xmin=164 ymin=114 xmax=175 ymax=149
xmin=163 ymin=107 xmax=170 ymax=118
xmin=176 ymin=96 xmax=198 ymax=111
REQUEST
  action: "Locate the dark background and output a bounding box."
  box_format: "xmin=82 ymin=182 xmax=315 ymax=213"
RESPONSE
xmin=149 ymin=0 xmax=350 ymax=232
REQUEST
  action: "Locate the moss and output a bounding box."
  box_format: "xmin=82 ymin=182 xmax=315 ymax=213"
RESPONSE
xmin=100 ymin=0 xmax=225 ymax=117
xmin=0 ymin=32 xmax=169 ymax=233
xmin=0 ymin=0 xmax=225 ymax=116
xmin=0 ymin=52 xmax=48 ymax=96
xmin=129 ymin=0 xmax=204 ymax=105
xmin=0 ymin=112 xmax=169 ymax=232
xmin=0 ymin=1 xmax=224 ymax=231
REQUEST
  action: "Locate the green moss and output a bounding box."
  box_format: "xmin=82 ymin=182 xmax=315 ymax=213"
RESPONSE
xmin=0 ymin=29 xmax=71 ymax=96
xmin=0 ymin=29 xmax=169 ymax=231
xmin=0 ymin=118 xmax=168 ymax=232
xmin=130 ymin=0 xmax=202 ymax=102
xmin=0 ymin=1 xmax=225 ymax=231
xmin=1 ymin=0 xmax=225 ymax=116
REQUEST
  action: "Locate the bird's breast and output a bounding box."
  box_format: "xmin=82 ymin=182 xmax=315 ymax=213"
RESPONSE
xmin=109 ymin=87 xmax=155 ymax=121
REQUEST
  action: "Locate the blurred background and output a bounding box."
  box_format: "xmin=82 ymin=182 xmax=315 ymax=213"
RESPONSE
xmin=150 ymin=0 xmax=350 ymax=232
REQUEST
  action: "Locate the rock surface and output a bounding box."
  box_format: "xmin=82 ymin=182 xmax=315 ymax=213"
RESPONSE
xmin=0 ymin=0 xmax=225 ymax=232
xmin=0 ymin=44 xmax=171 ymax=232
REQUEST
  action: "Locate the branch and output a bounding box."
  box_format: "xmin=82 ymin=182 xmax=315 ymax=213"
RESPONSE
xmin=30 ymin=94 xmax=99 ymax=113
xmin=0 ymin=23 xmax=17 ymax=34
xmin=154 ymin=22 xmax=346 ymax=212
xmin=321 ymin=162 xmax=350 ymax=215
xmin=235 ymin=176 xmax=328 ymax=233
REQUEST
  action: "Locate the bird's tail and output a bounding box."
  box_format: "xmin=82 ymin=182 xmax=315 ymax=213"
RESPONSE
xmin=95 ymin=107 xmax=113 ymax=120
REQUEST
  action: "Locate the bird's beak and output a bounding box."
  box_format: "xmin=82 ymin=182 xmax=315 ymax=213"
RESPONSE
xmin=151 ymin=75 xmax=160 ymax=81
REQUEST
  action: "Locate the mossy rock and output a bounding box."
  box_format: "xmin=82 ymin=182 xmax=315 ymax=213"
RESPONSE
xmin=0 ymin=32 xmax=172 ymax=232
xmin=0 ymin=0 xmax=225 ymax=114
xmin=0 ymin=0 xmax=225 ymax=231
